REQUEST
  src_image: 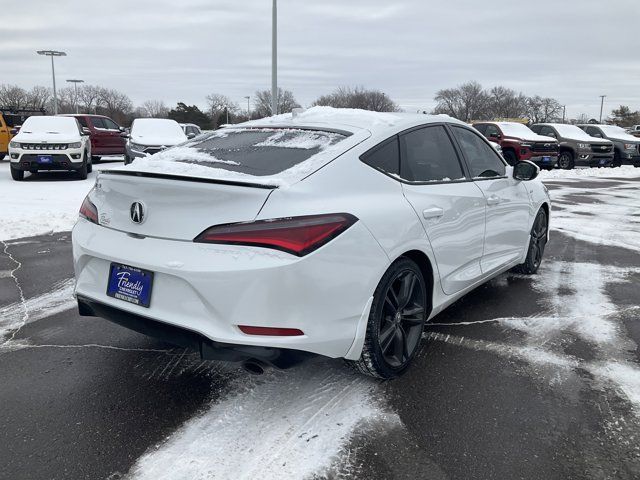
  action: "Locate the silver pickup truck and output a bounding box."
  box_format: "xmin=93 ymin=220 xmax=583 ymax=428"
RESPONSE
xmin=578 ymin=124 xmax=640 ymax=167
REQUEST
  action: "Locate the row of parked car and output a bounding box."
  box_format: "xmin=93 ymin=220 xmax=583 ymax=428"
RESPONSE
xmin=473 ymin=121 xmax=640 ymax=170
xmin=1 ymin=110 xmax=203 ymax=180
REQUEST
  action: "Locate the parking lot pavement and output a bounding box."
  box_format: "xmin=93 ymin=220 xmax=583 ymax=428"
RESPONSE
xmin=1 ymin=172 xmax=639 ymax=479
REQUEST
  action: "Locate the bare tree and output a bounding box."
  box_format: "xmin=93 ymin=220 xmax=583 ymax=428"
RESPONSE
xmin=76 ymin=85 xmax=103 ymax=114
xmin=312 ymin=86 xmax=400 ymax=112
xmin=26 ymin=86 xmax=51 ymax=110
xmin=486 ymin=86 xmax=528 ymax=119
xmin=205 ymin=93 xmax=239 ymax=126
xmin=139 ymin=100 xmax=169 ymax=118
xmin=0 ymin=84 xmax=28 ymax=109
xmin=526 ymin=96 xmax=563 ymax=123
xmin=98 ymin=88 xmax=133 ymax=123
xmin=254 ymin=88 xmax=300 ymax=118
xmin=433 ymin=81 xmax=489 ymax=122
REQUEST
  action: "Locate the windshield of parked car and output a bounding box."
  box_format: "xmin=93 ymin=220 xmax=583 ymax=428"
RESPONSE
xmin=18 ymin=116 xmax=79 ymax=136
xmin=131 ymin=119 xmax=186 ymax=140
xmin=599 ymin=125 xmax=638 ymax=140
xmin=552 ymin=124 xmax=597 ymax=140
xmin=496 ymin=123 xmax=539 ymax=138
xmin=141 ymin=128 xmax=348 ymax=177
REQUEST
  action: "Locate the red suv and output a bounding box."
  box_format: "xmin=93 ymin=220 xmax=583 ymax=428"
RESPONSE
xmin=473 ymin=121 xmax=559 ymax=169
xmin=65 ymin=114 xmax=127 ymax=162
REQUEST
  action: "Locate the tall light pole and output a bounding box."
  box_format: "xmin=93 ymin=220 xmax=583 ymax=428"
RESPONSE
xmin=599 ymin=95 xmax=606 ymax=123
xmin=271 ymin=0 xmax=278 ymax=116
xmin=244 ymin=96 xmax=251 ymax=120
xmin=66 ymin=79 xmax=84 ymax=114
xmin=37 ymin=50 xmax=66 ymax=115
xmin=562 ymin=105 xmax=566 ymax=123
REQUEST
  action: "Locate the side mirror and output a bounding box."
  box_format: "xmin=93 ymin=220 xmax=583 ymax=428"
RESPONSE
xmin=10 ymin=128 xmax=19 ymax=135
xmin=513 ymin=160 xmax=539 ymax=181
xmin=119 ymin=126 xmax=126 ymax=132
xmin=187 ymin=132 xmax=196 ymax=139
xmin=120 ymin=132 xmax=129 ymax=138
xmin=82 ymin=127 xmax=91 ymax=136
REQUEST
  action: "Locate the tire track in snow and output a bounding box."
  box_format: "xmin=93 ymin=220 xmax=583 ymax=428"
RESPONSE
xmin=127 ymin=363 xmax=398 ymax=480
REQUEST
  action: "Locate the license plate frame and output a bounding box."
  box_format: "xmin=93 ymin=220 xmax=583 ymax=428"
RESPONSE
xmin=37 ymin=155 xmax=53 ymax=164
xmin=106 ymin=263 xmax=154 ymax=308
xmin=542 ymin=156 xmax=551 ymax=163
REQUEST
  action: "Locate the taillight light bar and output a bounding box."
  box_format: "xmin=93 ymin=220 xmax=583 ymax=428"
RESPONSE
xmin=79 ymin=196 xmax=99 ymax=224
xmin=194 ymin=213 xmax=358 ymax=257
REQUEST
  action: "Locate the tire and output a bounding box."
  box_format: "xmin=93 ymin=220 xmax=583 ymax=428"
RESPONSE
xmin=77 ymin=160 xmax=88 ymax=180
xmin=513 ymin=208 xmax=547 ymax=275
xmin=503 ymin=150 xmax=517 ymax=166
xmin=91 ymin=156 xmax=101 ymax=164
xmin=86 ymin=151 xmax=93 ymax=174
xmin=558 ymin=151 xmax=574 ymax=170
xmin=349 ymin=257 xmax=428 ymax=379
xmin=124 ymin=155 xmax=131 ymax=165
xmin=612 ymin=150 xmax=622 ymax=168
xmin=0 ymin=153 xmax=5 ymax=161
xmin=10 ymin=166 xmax=24 ymax=181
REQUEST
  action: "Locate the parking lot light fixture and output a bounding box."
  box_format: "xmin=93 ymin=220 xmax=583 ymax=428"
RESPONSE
xmin=66 ymin=79 xmax=84 ymax=114
xmin=271 ymin=0 xmax=278 ymax=116
xmin=599 ymin=95 xmax=606 ymax=123
xmin=244 ymin=96 xmax=250 ymax=120
xmin=37 ymin=50 xmax=67 ymax=115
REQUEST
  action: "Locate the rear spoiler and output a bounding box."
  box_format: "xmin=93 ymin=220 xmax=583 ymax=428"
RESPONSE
xmin=100 ymin=170 xmax=279 ymax=189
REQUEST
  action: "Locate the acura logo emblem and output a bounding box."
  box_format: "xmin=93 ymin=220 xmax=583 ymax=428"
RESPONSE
xmin=130 ymin=202 xmax=145 ymax=224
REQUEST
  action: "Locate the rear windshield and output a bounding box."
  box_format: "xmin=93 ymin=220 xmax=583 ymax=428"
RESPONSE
xmin=153 ymin=128 xmax=348 ymax=177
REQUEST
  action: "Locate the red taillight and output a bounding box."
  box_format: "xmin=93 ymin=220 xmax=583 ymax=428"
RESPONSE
xmin=238 ymin=325 xmax=304 ymax=336
xmin=194 ymin=213 xmax=358 ymax=256
xmin=79 ymin=196 xmax=98 ymax=224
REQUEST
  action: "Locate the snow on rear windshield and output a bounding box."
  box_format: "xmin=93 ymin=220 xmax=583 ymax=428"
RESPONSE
xmin=146 ymin=128 xmax=348 ymax=177
xmin=20 ymin=116 xmax=79 ymax=135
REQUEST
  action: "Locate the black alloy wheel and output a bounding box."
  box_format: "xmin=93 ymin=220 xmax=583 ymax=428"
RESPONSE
xmin=514 ymin=208 xmax=547 ymax=274
xmin=558 ymin=151 xmax=574 ymax=170
xmin=351 ymin=257 xmax=428 ymax=379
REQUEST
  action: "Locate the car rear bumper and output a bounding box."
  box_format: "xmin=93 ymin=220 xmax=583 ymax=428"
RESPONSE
xmin=72 ymin=218 xmax=387 ymax=359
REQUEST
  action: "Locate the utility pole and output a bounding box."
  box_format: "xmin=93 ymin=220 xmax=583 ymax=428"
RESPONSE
xmin=599 ymin=95 xmax=606 ymax=123
xmin=66 ymin=79 xmax=84 ymax=114
xmin=37 ymin=50 xmax=66 ymax=115
xmin=244 ymin=96 xmax=251 ymax=120
xmin=562 ymin=105 xmax=566 ymax=123
xmin=271 ymin=0 xmax=278 ymax=116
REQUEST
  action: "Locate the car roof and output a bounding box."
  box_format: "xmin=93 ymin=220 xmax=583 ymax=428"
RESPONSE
xmin=236 ymin=106 xmax=466 ymax=137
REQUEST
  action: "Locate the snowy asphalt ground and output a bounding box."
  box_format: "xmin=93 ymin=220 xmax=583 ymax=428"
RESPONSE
xmin=1 ymin=161 xmax=640 ymax=479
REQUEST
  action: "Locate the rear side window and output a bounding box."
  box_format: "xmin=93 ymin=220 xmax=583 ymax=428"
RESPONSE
xmin=451 ymin=126 xmax=506 ymax=179
xmin=165 ymin=128 xmax=348 ymax=177
xmin=90 ymin=117 xmax=106 ymax=129
xmin=361 ymin=137 xmax=399 ymax=176
xmin=400 ymin=126 xmax=464 ymax=182
xmin=103 ymin=118 xmax=119 ymax=130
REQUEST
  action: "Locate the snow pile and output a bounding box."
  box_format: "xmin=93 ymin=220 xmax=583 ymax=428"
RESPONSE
xmin=128 ymin=364 xmax=398 ymax=480
xmin=241 ymin=106 xmax=403 ymax=130
xmin=540 ymin=165 xmax=640 ymax=180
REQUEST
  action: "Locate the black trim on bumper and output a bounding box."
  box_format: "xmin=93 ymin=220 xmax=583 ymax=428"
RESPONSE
xmin=77 ymin=295 xmax=314 ymax=369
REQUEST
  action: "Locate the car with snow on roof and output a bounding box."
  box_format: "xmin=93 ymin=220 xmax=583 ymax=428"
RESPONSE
xmin=124 ymin=118 xmax=187 ymax=164
xmin=530 ymin=123 xmax=614 ymax=169
xmin=577 ymin=124 xmax=640 ymax=167
xmin=73 ymin=107 xmax=551 ymax=378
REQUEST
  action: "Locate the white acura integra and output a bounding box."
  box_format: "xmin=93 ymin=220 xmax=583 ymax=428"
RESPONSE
xmin=73 ymin=107 xmax=550 ymax=378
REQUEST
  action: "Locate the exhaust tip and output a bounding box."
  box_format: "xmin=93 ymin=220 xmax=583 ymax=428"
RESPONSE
xmin=242 ymin=360 xmax=266 ymax=375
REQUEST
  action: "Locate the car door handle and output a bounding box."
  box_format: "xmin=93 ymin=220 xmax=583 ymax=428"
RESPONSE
xmin=486 ymin=195 xmax=502 ymax=206
xmin=423 ymin=207 xmax=444 ymax=219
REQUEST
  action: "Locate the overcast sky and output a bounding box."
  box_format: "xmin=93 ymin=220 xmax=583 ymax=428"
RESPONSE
xmin=4 ymin=0 xmax=639 ymax=118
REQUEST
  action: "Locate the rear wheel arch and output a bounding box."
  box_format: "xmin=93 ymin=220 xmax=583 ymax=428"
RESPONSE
xmin=398 ymin=249 xmax=434 ymax=318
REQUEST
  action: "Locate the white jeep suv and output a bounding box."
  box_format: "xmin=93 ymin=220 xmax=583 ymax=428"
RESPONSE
xmin=8 ymin=115 xmax=92 ymax=181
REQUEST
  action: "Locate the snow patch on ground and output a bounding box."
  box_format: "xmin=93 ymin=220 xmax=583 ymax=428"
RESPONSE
xmin=0 ymin=278 xmax=75 ymax=345
xmin=128 ymin=364 xmax=398 ymax=480
xmin=539 ymin=165 xmax=640 ymax=180
xmin=0 ymin=160 xmax=123 ymax=241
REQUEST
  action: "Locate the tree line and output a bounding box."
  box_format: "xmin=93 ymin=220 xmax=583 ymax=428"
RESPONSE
xmin=1 ymin=81 xmax=636 ymax=128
